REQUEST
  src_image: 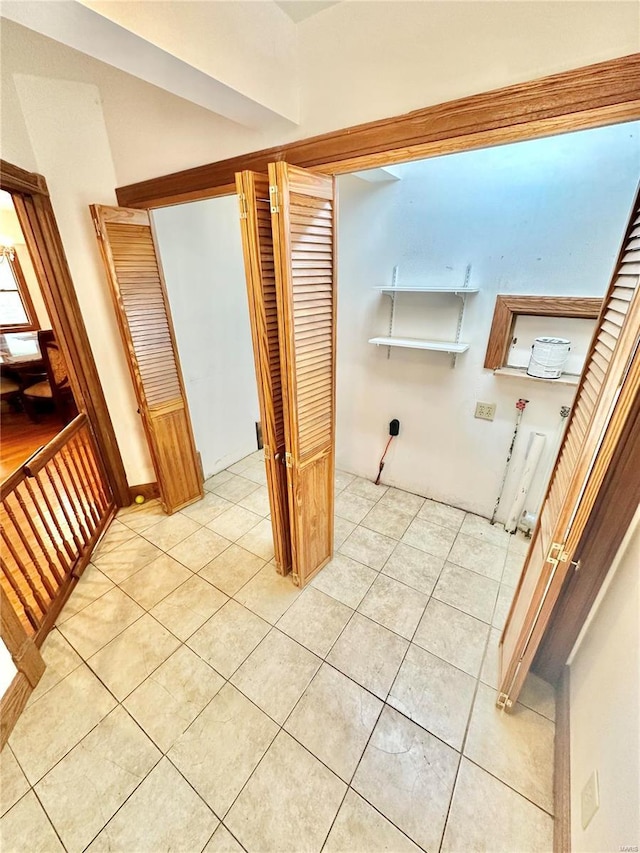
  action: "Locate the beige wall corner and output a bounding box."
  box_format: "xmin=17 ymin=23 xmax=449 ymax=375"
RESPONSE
xmin=10 ymin=72 xmax=154 ymax=484
xmin=568 ymin=507 xmax=640 ymax=851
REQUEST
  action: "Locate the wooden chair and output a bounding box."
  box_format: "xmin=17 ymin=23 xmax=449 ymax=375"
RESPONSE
xmin=0 ymin=373 xmax=21 ymax=411
xmin=22 ymin=330 xmax=77 ymax=423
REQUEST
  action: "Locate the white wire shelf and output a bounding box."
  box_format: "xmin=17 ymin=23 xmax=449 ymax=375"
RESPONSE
xmin=493 ymin=366 xmax=580 ymax=387
xmin=376 ymin=286 xmax=480 ymax=295
xmin=369 ymin=336 xmax=469 ymax=353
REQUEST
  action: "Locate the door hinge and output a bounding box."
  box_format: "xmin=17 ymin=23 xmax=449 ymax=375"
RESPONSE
xmin=496 ymin=691 xmax=513 ymax=710
xmin=284 ymin=452 xmax=293 ymax=468
xmin=547 ymin=541 xmax=568 ymax=569
xmin=238 ymin=192 xmax=248 ymax=220
xmin=263 ymin=444 xmax=272 ymax=461
xmin=269 ymin=185 xmax=280 ymax=214
xmin=92 ymin=218 xmax=104 ymax=240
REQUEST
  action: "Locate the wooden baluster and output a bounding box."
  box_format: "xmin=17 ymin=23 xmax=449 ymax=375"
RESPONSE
xmin=75 ymin=427 xmax=106 ymax=514
xmin=0 ymin=522 xmax=49 ymax=617
xmin=3 ymin=493 xmax=56 ymax=600
xmin=22 ymin=478 xmax=71 ymax=577
xmin=51 ymin=454 xmax=91 ymax=546
xmin=68 ymin=435 xmax=100 ymax=527
xmin=42 ymin=465 xmax=83 ymax=557
xmin=72 ymin=431 xmax=100 ymax=515
xmin=0 ymin=555 xmax=40 ymax=632
xmin=79 ymin=427 xmax=112 ymax=513
xmin=14 ymin=481 xmax=65 ymax=587
xmin=61 ymin=440 xmax=94 ymax=533
xmin=31 ymin=470 xmax=76 ymax=562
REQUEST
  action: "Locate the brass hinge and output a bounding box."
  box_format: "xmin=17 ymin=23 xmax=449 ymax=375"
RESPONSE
xmin=92 ymin=218 xmax=104 ymax=240
xmin=238 ymin=193 xmax=248 ymax=220
xmin=284 ymin=452 xmax=293 ymax=468
xmin=269 ymin=185 xmax=280 ymax=214
xmin=292 ymin=570 xmax=300 ymax=587
xmin=547 ymin=541 xmax=568 ymax=569
xmin=496 ymin=692 xmax=513 ymax=710
xmin=263 ymin=444 xmax=272 ymax=461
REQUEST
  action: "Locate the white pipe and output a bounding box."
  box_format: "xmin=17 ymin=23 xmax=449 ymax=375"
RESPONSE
xmin=537 ymin=405 xmax=572 ymax=506
xmin=505 ymin=432 xmax=546 ymax=533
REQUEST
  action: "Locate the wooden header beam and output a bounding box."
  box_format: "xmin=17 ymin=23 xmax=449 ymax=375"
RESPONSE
xmin=116 ymin=53 xmax=640 ymax=209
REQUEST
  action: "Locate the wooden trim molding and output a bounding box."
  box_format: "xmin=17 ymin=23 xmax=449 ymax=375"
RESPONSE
xmin=0 ymin=160 xmax=48 ymax=196
xmin=534 ymin=381 xmax=640 ymax=683
xmin=0 ymin=160 xmax=130 ymax=506
xmin=0 ymin=585 xmax=45 ymax=747
xmin=128 ymin=481 xmax=160 ymax=502
xmin=116 ymin=54 xmax=640 ymax=209
xmin=483 ymin=295 xmax=603 ymax=370
xmin=0 ymin=674 xmax=33 ymax=748
xmin=554 ymin=666 xmax=571 ymax=853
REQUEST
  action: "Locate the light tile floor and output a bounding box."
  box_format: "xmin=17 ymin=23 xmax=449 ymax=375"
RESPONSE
xmin=1 ymin=451 xmax=557 ymax=852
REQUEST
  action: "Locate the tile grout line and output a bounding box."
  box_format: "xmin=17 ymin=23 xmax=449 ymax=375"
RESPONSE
xmin=436 ymin=623 xmax=495 ymax=853
xmin=329 ymin=542 xmax=447 ymax=852
xmin=9 ymin=455 xmax=540 ymax=850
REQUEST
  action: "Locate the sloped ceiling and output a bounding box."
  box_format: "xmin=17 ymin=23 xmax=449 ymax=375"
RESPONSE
xmin=275 ymin=1 xmax=340 ymax=23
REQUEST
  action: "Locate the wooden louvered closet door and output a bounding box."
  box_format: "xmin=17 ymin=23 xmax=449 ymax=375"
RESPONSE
xmin=498 ymin=187 xmax=640 ymax=710
xmin=235 ymin=171 xmax=292 ymax=574
xmin=91 ymin=205 xmax=203 ymax=513
xmin=269 ymin=163 xmax=336 ymax=587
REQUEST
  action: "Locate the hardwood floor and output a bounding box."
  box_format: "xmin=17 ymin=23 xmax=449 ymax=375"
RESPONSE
xmin=0 ymin=410 xmax=61 ymax=480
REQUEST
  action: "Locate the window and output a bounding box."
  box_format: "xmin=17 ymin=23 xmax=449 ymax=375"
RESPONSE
xmin=0 ymin=247 xmax=38 ymax=332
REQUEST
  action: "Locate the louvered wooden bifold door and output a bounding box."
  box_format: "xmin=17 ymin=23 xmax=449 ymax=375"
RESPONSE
xmin=91 ymin=205 xmax=203 ymax=513
xmin=499 ymin=188 xmax=640 ymax=709
xmin=269 ymin=163 xmax=336 ymax=587
xmin=236 ymin=171 xmax=292 ymax=575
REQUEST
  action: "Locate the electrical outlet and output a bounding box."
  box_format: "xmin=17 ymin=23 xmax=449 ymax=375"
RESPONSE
xmin=581 ymin=770 xmax=600 ymax=830
xmin=475 ymin=401 xmax=497 ymax=421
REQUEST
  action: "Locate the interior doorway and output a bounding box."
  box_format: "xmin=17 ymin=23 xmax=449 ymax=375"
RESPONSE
xmin=151 ymin=196 xmax=261 ymax=479
xmin=334 ymin=121 xmax=639 ymax=538
xmin=113 ymin=120 xmax=639 ymax=576
xmin=0 ymin=163 xmax=121 ymax=650
xmin=0 ymin=189 xmax=78 ymax=479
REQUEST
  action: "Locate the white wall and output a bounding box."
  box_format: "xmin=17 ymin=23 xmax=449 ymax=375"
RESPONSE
xmin=336 ymin=122 xmax=640 ymax=519
xmin=298 ymin=1 xmax=640 ymax=139
xmin=80 ymin=0 xmax=299 ymax=122
xmin=1 ymin=6 xmax=637 ymax=487
xmin=153 ymin=198 xmax=259 ymax=477
xmin=10 ymin=73 xmax=154 ymax=485
xmin=568 ymin=508 xmax=640 ymax=852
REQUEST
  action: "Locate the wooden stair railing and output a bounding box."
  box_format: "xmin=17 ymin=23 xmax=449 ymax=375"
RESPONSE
xmin=0 ymin=413 xmax=116 ymax=643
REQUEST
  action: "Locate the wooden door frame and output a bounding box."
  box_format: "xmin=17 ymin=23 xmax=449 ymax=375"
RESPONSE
xmin=483 ymin=295 xmax=604 ymax=370
xmin=115 ymin=53 xmax=640 ymax=210
xmin=545 ymin=388 xmax=640 ymax=852
xmin=0 ymin=160 xmax=129 ymax=505
xmin=534 ymin=384 xmax=640 ymax=684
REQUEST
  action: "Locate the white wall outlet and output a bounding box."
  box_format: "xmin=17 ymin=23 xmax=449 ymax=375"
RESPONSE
xmin=581 ymin=769 xmax=600 ymax=829
xmin=475 ymin=402 xmax=497 ymax=421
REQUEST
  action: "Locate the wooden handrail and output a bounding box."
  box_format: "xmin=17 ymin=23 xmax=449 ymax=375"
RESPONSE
xmin=0 ymin=467 xmax=28 ymax=503
xmin=24 ymin=413 xmax=87 ymax=476
xmin=1 ymin=410 xmax=115 ymax=642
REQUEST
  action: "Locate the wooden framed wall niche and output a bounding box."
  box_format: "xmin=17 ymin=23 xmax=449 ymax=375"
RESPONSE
xmin=483 ymin=294 xmax=604 ymax=371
